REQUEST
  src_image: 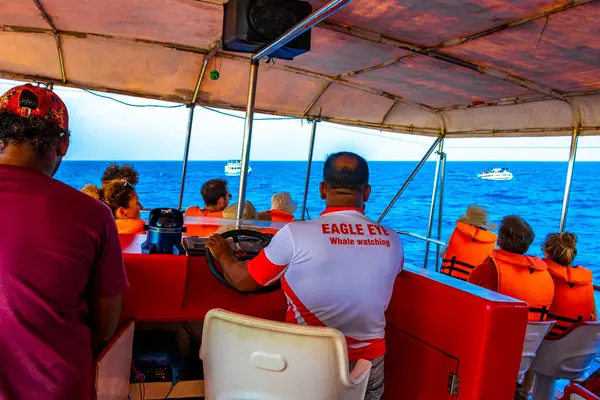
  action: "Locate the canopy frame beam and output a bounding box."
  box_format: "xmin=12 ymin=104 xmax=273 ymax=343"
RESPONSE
xmin=303 ymin=82 xmax=331 ymax=116
xmin=32 ymin=0 xmax=66 ymax=83
xmin=331 ymin=23 xmax=567 ymax=102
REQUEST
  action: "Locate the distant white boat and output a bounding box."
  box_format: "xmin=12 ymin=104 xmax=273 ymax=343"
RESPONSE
xmin=224 ymin=160 xmax=252 ymax=176
xmin=477 ymin=168 xmax=513 ymax=181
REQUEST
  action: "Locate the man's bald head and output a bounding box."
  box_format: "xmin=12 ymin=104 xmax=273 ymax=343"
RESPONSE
xmin=323 ymin=152 xmax=369 ymax=193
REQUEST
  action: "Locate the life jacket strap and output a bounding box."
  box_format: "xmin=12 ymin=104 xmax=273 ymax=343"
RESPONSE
xmin=546 ymin=314 xmax=585 ymax=338
xmin=528 ymin=305 xmax=550 ymax=322
xmin=547 ymin=313 xmax=584 ymax=325
xmin=440 ymin=256 xmax=476 ymax=280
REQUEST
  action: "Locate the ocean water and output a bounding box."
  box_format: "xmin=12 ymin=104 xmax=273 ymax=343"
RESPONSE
xmin=55 ymin=161 xmax=600 ymax=281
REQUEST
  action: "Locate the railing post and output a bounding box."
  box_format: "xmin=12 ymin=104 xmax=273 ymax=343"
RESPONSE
xmin=377 ymin=136 xmax=442 ymax=224
xmin=423 ymin=137 xmax=444 ymax=269
xmin=559 ymin=126 xmax=579 ymax=232
xmin=301 ymin=120 xmax=318 ymax=220
xmin=435 ymin=150 xmax=447 ymax=272
xmin=177 ymin=57 xmax=211 ymax=210
xmin=178 ymin=104 xmax=196 ymax=210
xmin=236 ymin=61 xmax=259 ymax=220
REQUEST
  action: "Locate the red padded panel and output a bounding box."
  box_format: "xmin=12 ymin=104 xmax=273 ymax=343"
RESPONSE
xmin=384 ymin=266 xmax=529 ymax=400
xmin=384 ymin=326 xmax=458 ymax=400
xmin=118 ymin=234 xmax=286 ymax=323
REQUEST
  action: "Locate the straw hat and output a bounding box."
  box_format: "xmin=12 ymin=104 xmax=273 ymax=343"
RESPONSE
xmin=271 ymin=192 xmax=297 ymax=214
xmin=222 ymin=202 xmax=257 ymax=220
xmin=458 ymin=205 xmax=497 ymax=230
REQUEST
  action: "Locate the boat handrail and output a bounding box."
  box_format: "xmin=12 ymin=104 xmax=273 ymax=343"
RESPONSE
xmin=397 ymin=231 xmax=446 ymax=247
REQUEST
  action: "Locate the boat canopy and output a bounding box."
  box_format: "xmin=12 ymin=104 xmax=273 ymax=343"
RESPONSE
xmin=1 ymin=0 xmax=599 ymax=137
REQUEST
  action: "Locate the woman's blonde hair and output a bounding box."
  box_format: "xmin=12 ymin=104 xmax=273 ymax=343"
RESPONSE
xmin=542 ymin=232 xmax=578 ymax=266
xmin=81 ymin=180 xmax=136 ymax=218
xmin=81 ymin=184 xmax=100 ymax=199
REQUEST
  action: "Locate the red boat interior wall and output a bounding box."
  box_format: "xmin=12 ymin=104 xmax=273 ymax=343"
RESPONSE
xmin=119 ymin=234 xmax=529 ymax=399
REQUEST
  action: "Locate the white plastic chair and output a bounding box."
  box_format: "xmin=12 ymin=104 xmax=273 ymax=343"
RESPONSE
xmin=518 ymin=321 xmax=555 ymax=381
xmin=563 ymin=383 xmax=600 ymax=400
xmin=531 ymin=322 xmax=600 ymax=400
xmin=200 ymin=308 xmax=372 ymax=400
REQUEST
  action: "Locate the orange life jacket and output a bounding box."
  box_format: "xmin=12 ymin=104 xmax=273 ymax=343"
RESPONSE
xmin=491 ymin=249 xmax=555 ymax=322
xmin=441 ymin=222 xmax=497 ymax=281
xmin=267 ymin=210 xmax=295 ymax=223
xmin=184 ymin=207 xmax=223 ymax=237
xmin=115 ymin=219 xmax=146 ymax=234
xmin=184 ymin=206 xmax=224 ymax=218
xmin=545 ymin=259 xmax=595 ymax=338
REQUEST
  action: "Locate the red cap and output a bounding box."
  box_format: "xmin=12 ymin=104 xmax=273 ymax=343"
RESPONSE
xmin=0 ymin=84 xmax=69 ymax=130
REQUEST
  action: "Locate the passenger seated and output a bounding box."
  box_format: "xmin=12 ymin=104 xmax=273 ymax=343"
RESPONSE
xmin=543 ymin=232 xmax=597 ymax=338
xmin=469 ymin=216 xmax=554 ymax=321
xmin=83 ymin=180 xmax=145 ymax=234
xmin=217 ymin=202 xmax=258 ymax=234
xmin=101 ymin=163 xmax=139 ymax=186
xmin=440 ymin=205 xmax=497 ymax=281
xmin=185 ymin=178 xmax=231 ymax=218
xmin=258 ymin=192 xmax=297 ymax=223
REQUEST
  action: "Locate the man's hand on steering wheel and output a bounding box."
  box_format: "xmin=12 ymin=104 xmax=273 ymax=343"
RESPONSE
xmin=204 ymin=230 xmax=280 ymax=294
xmin=206 ymin=234 xmax=233 ymax=264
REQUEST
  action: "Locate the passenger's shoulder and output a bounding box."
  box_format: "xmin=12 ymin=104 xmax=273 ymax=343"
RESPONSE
xmin=51 ymin=179 xmax=114 ymax=219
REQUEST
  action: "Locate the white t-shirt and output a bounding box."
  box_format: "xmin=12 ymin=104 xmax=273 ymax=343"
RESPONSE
xmin=247 ymin=207 xmax=404 ymax=360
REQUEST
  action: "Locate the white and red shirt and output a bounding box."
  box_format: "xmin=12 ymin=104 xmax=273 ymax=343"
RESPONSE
xmin=247 ymin=207 xmax=404 ymax=361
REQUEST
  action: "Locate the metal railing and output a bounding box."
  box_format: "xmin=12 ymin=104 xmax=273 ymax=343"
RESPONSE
xmin=397 ymin=231 xmax=446 ymax=247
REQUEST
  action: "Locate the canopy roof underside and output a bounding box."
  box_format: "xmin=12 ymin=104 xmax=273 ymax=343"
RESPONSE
xmin=1 ymin=0 xmax=600 ymax=137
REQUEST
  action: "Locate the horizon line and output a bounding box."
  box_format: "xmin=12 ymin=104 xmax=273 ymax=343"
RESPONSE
xmin=62 ymin=159 xmax=599 ymax=163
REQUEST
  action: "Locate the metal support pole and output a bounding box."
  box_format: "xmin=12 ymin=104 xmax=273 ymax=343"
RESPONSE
xmin=559 ymin=127 xmax=579 ymax=232
xmin=301 ymin=120 xmax=318 ymax=220
xmin=252 ymin=0 xmax=351 ymax=62
xmin=177 ymin=58 xmax=210 ymax=210
xmin=236 ymin=62 xmax=260 ymax=220
xmin=423 ymin=138 xmax=444 ymax=269
xmin=178 ymin=105 xmax=196 ymax=209
xmin=377 ymin=136 xmax=443 ymax=223
xmin=435 ymin=151 xmax=447 ymax=272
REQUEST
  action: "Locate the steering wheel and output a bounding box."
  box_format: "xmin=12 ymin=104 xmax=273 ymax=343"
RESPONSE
xmin=205 ymin=229 xmax=281 ymax=294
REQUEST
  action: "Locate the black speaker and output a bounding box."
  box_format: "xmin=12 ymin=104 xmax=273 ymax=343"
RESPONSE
xmin=223 ymin=0 xmax=313 ymax=60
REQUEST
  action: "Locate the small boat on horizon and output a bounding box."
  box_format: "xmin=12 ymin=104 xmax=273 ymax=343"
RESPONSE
xmin=224 ymin=160 xmax=252 ymax=176
xmin=477 ymin=168 xmax=514 ymax=181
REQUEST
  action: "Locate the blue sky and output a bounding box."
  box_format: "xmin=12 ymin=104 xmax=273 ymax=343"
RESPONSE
xmin=1 ymin=79 xmax=599 ymax=162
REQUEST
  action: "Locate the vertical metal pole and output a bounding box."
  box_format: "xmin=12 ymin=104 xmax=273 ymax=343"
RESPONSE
xmin=435 ymin=151 xmax=447 ymax=272
xmin=559 ymin=127 xmax=579 ymax=232
xmin=424 ymin=138 xmax=444 ymax=269
xmin=177 ymin=57 xmax=209 ymax=210
xmin=236 ymin=61 xmax=260 ymax=220
xmin=377 ymin=136 xmax=442 ymax=223
xmin=178 ymin=105 xmax=196 ymax=210
xmin=301 ymin=120 xmax=318 ymax=220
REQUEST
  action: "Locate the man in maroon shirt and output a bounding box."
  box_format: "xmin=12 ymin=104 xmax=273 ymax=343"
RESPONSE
xmin=0 ymin=84 xmax=129 ymax=399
